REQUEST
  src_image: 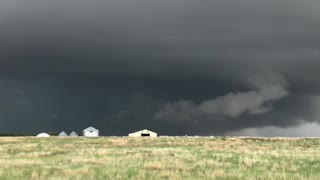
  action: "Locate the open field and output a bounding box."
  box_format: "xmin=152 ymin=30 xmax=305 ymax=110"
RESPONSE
xmin=1 ymin=137 xmax=320 ymax=179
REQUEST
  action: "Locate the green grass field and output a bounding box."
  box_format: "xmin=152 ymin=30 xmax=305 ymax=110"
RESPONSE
xmin=0 ymin=137 xmax=320 ymax=179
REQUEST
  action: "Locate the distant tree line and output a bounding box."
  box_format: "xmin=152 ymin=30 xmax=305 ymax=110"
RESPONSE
xmin=0 ymin=131 xmax=59 ymax=136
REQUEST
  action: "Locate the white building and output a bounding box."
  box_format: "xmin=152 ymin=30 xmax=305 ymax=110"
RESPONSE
xmin=128 ymin=129 xmax=157 ymax=137
xmin=83 ymin=127 xmax=99 ymax=137
xmin=69 ymin=131 xmax=79 ymax=137
xmin=36 ymin=132 xmax=50 ymax=137
xmin=58 ymin=131 xmax=68 ymax=137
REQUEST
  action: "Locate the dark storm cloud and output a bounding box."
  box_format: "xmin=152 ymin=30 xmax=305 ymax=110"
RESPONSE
xmin=0 ymin=0 xmax=320 ymax=135
xmin=155 ymin=73 xmax=289 ymax=120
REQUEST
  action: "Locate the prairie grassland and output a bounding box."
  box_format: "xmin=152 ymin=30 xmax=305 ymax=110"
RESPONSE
xmin=0 ymin=137 xmax=320 ymax=179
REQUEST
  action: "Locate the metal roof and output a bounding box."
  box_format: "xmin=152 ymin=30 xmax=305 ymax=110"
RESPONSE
xmin=59 ymin=131 xmax=68 ymax=136
xmin=83 ymin=126 xmax=99 ymax=132
xmin=36 ymin=132 xmax=50 ymax=137
xmin=131 ymin=129 xmax=156 ymax=134
xmin=69 ymin=131 xmax=79 ymax=137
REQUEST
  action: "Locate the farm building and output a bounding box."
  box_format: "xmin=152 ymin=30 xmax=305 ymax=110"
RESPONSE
xmin=36 ymin=132 xmax=50 ymax=137
xmin=83 ymin=127 xmax=99 ymax=137
xmin=69 ymin=131 xmax=79 ymax=137
xmin=128 ymin=129 xmax=157 ymax=137
xmin=58 ymin=131 xmax=68 ymax=137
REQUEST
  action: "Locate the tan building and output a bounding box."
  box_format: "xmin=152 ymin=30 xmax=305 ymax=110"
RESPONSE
xmin=128 ymin=129 xmax=157 ymax=137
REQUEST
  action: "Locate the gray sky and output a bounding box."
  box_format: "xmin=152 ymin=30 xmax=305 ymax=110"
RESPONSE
xmin=1 ymin=0 xmax=320 ymax=135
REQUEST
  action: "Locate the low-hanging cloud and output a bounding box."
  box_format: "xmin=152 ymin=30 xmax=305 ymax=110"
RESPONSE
xmin=155 ymin=74 xmax=289 ymax=121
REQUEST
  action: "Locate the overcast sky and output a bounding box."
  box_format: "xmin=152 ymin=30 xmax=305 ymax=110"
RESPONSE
xmin=1 ymin=0 xmax=320 ymax=136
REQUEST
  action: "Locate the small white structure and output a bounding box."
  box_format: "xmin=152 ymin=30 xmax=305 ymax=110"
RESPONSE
xmin=36 ymin=132 xmax=50 ymax=137
xmin=83 ymin=127 xmax=99 ymax=137
xmin=69 ymin=131 xmax=79 ymax=137
xmin=58 ymin=131 xmax=68 ymax=137
xmin=129 ymin=129 xmax=157 ymax=137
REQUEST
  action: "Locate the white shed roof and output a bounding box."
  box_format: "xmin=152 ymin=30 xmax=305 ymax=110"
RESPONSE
xmin=132 ymin=129 xmax=156 ymax=134
xmin=36 ymin=132 xmax=50 ymax=137
xmin=83 ymin=126 xmax=99 ymax=132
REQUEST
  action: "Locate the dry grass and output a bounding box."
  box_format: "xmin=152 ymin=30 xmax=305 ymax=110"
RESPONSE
xmin=0 ymin=136 xmax=320 ymax=179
